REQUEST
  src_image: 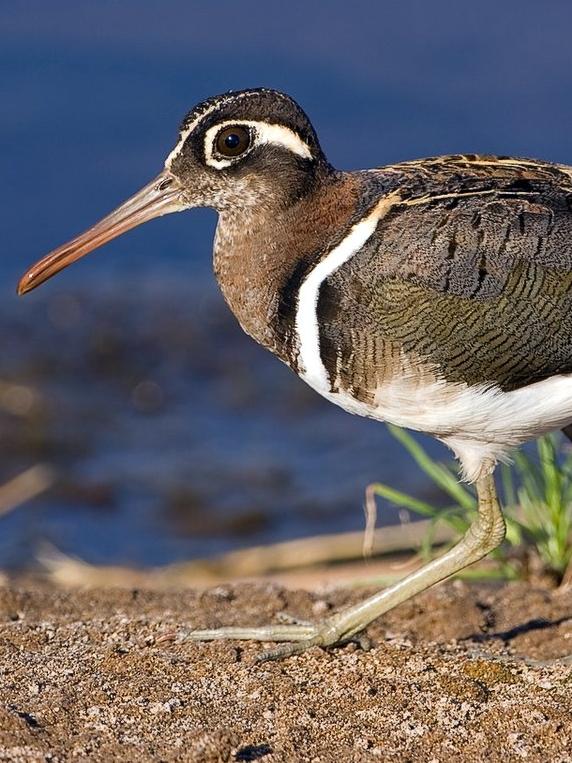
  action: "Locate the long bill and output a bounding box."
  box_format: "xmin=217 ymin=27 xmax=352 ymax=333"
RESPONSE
xmin=17 ymin=170 xmax=186 ymax=295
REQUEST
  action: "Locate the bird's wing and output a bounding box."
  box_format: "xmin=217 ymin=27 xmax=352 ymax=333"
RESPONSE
xmin=318 ymin=155 xmax=572 ymax=396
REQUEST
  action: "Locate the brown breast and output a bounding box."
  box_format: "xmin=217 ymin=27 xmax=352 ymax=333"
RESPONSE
xmin=212 ymin=172 xmax=366 ymax=368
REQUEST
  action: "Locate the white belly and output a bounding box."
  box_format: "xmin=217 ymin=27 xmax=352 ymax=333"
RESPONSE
xmin=301 ymin=370 xmax=572 ymax=481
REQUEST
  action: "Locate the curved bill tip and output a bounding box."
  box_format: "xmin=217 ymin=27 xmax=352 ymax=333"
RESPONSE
xmin=17 ymin=171 xmax=184 ymax=296
xmin=17 ymin=274 xmax=35 ymax=296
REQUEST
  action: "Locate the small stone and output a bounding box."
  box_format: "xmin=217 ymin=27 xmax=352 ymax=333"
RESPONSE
xmin=312 ymin=600 xmax=329 ymax=616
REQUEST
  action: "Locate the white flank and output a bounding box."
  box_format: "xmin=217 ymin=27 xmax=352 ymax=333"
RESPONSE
xmin=325 ymin=365 xmax=572 ymax=482
xmin=203 ymin=120 xmax=312 ymax=169
xmin=296 ymin=194 xmax=398 ymax=390
xmin=306 ymin=354 xmax=572 ymax=482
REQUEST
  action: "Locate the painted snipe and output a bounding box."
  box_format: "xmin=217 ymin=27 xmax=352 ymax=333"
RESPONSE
xmin=19 ymin=88 xmax=572 ymax=660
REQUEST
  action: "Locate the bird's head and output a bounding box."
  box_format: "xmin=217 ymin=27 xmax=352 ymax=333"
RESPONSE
xmin=18 ymin=88 xmax=331 ymax=295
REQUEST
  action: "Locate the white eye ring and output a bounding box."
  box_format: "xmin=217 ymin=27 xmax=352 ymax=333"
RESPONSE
xmin=203 ymin=120 xmax=313 ymax=170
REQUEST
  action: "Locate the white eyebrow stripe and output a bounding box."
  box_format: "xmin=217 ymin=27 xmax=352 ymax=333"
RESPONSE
xmin=203 ymin=120 xmax=313 ymax=169
xmin=165 ymin=108 xmax=215 ymax=169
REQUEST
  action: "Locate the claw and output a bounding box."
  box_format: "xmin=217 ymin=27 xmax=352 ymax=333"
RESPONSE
xmin=254 ymin=639 xmax=321 ymax=663
xmin=254 ymin=630 xmax=372 ymax=663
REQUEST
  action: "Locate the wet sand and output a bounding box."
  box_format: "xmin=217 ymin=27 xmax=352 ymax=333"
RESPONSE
xmin=0 ymin=581 xmax=570 ymax=761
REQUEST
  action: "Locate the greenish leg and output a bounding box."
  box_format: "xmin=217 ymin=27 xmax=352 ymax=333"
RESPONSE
xmin=183 ymin=472 xmax=506 ymax=661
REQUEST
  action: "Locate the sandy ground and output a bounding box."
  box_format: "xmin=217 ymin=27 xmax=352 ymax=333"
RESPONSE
xmin=0 ymin=581 xmax=570 ymax=762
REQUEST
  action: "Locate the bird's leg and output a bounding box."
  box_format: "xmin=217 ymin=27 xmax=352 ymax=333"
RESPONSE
xmin=181 ymin=471 xmax=506 ymax=661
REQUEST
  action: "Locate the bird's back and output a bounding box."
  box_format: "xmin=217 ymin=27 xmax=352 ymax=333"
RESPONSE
xmin=317 ymin=154 xmax=572 ymax=398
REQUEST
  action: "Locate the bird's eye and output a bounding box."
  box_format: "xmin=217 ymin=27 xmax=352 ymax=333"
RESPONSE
xmin=215 ymin=126 xmax=251 ymax=158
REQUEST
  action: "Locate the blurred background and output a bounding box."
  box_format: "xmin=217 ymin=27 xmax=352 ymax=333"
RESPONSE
xmin=1 ymin=0 xmax=572 ymax=570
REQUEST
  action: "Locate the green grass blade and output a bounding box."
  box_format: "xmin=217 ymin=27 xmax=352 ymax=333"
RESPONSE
xmin=500 ymin=462 xmax=516 ymax=508
xmin=368 ymin=482 xmax=441 ymax=517
xmin=379 ymin=426 xmax=572 ymax=581
xmin=387 ymin=425 xmax=475 ymax=510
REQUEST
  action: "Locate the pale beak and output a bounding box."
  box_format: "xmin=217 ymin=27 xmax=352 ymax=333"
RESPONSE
xmin=17 ymin=170 xmax=185 ymax=295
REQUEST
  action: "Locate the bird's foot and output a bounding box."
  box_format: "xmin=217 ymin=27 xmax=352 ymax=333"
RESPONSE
xmin=163 ymin=615 xmax=372 ymax=662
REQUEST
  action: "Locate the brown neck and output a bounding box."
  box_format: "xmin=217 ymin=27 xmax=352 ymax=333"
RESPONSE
xmin=212 ymin=171 xmax=363 ymax=368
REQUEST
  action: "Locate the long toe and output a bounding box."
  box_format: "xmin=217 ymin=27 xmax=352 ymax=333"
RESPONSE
xmin=176 ymin=623 xmax=319 ymax=643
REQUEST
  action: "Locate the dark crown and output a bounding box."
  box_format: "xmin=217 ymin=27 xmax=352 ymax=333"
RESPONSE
xmin=178 ymin=88 xmax=326 ymax=161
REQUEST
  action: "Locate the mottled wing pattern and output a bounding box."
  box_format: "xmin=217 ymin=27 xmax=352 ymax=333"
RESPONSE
xmin=318 ymin=155 xmax=572 ymax=398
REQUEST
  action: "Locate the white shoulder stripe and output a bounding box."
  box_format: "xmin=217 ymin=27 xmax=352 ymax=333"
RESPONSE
xmin=295 ymin=192 xmax=400 ymax=391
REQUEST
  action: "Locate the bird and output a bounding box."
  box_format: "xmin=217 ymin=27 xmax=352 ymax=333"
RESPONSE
xmin=18 ymin=87 xmax=572 ymax=660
